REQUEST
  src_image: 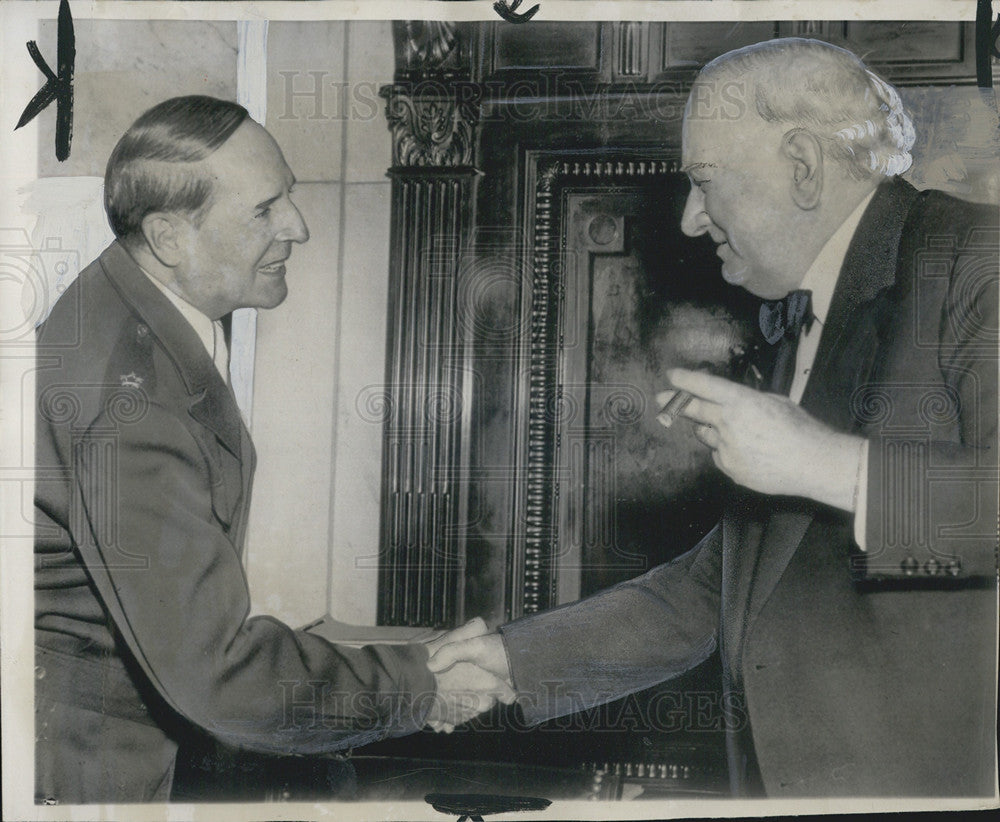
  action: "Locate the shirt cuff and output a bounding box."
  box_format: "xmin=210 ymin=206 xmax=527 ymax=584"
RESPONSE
xmin=852 ymin=439 xmax=870 ymax=551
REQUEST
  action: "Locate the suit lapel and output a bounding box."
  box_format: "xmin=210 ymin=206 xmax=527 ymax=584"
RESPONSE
xmin=743 ymin=505 xmax=815 ymax=634
xmin=721 ymin=496 xmax=765 ymax=677
xmin=98 ymin=242 xmax=244 ymax=458
xmin=736 ymin=179 xmax=920 ymax=637
xmin=188 ymin=386 xmax=245 ymax=459
xmin=799 ymin=177 xmax=919 ymax=426
xmin=230 ymin=418 xmax=257 ymax=551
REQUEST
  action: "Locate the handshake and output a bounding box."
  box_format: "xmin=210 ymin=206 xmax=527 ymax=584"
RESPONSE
xmin=420 ymin=617 xmax=516 ymax=733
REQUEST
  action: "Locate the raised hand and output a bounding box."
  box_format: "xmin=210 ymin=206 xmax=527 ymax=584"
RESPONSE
xmin=659 ymin=368 xmax=866 ymax=512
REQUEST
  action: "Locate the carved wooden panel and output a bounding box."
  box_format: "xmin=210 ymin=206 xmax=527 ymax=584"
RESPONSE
xmin=392 ymin=20 xmax=471 ymax=80
xmin=490 ymin=22 xmax=603 ymax=73
xmin=778 ymin=21 xmax=977 ymax=84
xmin=470 ymin=21 xmax=978 ymax=87
xmin=660 ymin=22 xmax=778 ymax=71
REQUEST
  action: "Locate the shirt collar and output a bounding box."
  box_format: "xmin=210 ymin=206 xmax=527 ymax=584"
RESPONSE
xmin=798 ymin=189 xmax=877 ymax=327
xmin=140 ymin=267 xmax=217 ymax=362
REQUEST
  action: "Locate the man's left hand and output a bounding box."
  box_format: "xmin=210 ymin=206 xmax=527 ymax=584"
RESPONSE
xmin=659 ymin=368 xmax=864 ymax=512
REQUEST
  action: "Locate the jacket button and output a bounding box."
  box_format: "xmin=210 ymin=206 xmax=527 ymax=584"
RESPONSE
xmin=900 ymin=556 xmax=918 ymax=575
xmin=35 ymin=666 xmax=45 ymax=680
xmin=924 ymin=558 xmax=941 ymax=576
xmin=137 ymin=323 xmax=149 ymax=339
xmin=946 ymin=558 xmax=962 ymax=576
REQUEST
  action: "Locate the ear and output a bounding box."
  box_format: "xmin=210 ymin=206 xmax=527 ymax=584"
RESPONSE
xmin=781 ymin=129 xmax=823 ymax=210
xmin=139 ymin=212 xmax=189 ymax=268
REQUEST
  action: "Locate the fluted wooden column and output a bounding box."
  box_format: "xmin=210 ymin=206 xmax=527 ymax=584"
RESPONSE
xmin=377 ymin=84 xmax=479 ymax=627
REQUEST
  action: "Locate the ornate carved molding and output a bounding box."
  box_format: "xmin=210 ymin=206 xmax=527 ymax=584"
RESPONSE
xmin=617 ymin=21 xmax=645 ymax=77
xmin=393 ymin=21 xmax=467 ymax=79
xmin=519 ymin=155 xmax=681 ymax=616
xmin=540 ymin=158 xmax=679 ymax=183
xmin=383 ymin=88 xmax=478 ymax=168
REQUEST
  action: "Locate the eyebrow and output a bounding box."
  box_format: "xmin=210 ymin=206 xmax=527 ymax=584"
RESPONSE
xmin=254 ymin=177 xmax=297 ymax=211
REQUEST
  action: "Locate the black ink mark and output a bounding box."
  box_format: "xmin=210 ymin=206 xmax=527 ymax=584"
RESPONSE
xmin=493 ymin=0 xmax=540 ymax=24
xmin=16 ymin=0 xmax=75 ymax=161
xmin=426 ymin=792 xmax=551 ymax=822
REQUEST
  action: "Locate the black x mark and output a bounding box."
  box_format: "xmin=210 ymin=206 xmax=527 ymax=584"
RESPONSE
xmin=16 ymin=0 xmax=75 ymax=161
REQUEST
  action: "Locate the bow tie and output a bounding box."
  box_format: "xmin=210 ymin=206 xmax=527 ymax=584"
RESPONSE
xmin=759 ymin=289 xmax=813 ymax=345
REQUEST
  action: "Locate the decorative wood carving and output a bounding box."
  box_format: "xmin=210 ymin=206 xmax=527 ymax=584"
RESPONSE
xmin=394 ymin=21 xmax=466 ymax=78
xmin=617 ymin=22 xmax=645 ymax=77
xmin=384 ymin=88 xmax=477 ymax=168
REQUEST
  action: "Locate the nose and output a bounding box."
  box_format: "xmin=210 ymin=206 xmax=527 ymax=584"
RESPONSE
xmin=278 ymin=200 xmax=309 ymax=244
xmin=680 ymin=185 xmax=710 ymax=238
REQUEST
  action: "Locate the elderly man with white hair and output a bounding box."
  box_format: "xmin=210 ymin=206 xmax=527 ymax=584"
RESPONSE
xmin=428 ymin=38 xmax=998 ymax=798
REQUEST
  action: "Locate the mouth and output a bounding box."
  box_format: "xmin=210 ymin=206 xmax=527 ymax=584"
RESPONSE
xmin=714 ymin=241 xmax=748 ymax=284
xmin=257 ymin=259 xmax=288 ymax=276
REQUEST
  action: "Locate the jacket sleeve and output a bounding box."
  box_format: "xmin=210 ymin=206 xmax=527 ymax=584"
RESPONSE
xmin=860 ymin=223 xmax=998 ymax=581
xmin=499 ymin=525 xmax=722 ymax=725
xmin=69 ymin=400 xmax=436 ymax=756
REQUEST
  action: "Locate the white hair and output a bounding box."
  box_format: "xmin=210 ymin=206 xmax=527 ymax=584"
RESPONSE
xmin=697 ymin=38 xmax=915 ymax=179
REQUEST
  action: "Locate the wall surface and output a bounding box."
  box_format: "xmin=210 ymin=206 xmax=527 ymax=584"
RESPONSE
xmin=246 ymin=21 xmax=393 ymax=626
xmin=38 ymin=20 xmax=239 ymax=178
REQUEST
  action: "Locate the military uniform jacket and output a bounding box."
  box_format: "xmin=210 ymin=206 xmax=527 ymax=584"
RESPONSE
xmin=34 ymin=242 xmax=435 ymax=803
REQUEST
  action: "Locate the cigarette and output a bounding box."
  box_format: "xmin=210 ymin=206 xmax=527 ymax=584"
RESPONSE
xmin=657 ymin=390 xmax=693 ymax=427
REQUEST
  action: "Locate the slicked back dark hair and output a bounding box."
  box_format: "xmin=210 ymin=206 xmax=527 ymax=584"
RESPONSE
xmin=104 ymin=96 xmax=249 ymax=243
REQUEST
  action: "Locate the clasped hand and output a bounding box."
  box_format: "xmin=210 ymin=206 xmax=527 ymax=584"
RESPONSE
xmin=421 ymin=617 xmax=514 ymax=733
xmin=659 ymin=368 xmax=863 ymax=512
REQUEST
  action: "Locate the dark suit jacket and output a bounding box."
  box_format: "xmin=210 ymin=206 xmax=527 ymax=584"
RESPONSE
xmin=34 ymin=242 xmax=436 ymax=803
xmin=500 ymin=178 xmax=999 ymax=797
